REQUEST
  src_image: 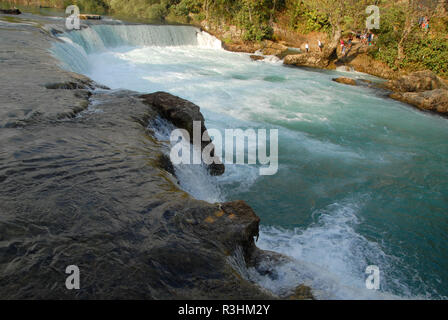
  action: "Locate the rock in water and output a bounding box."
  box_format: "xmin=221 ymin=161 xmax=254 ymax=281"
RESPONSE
xmin=141 ymin=92 xmax=225 ymax=176
xmin=250 ymin=55 xmax=264 ymax=61
xmin=284 ymin=53 xmax=330 ymax=69
xmin=332 ymin=77 xmax=357 ymax=86
xmin=390 ymin=89 xmax=448 ymax=114
xmin=383 ymin=70 xmax=448 ymax=93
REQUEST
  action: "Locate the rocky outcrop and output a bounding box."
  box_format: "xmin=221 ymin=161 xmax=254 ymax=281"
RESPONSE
xmin=332 ymin=77 xmax=357 ymax=86
xmin=140 ymin=92 xmax=225 ymax=176
xmin=384 ymin=71 xmax=448 ymax=115
xmin=390 ymin=89 xmax=448 ymax=114
xmin=283 ymin=53 xmax=331 ymax=69
xmin=383 ymin=70 xmax=448 ymax=93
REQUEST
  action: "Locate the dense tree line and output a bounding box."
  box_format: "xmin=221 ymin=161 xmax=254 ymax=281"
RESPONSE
xmin=3 ymin=0 xmax=448 ymax=76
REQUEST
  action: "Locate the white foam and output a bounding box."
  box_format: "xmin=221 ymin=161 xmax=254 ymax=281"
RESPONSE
xmin=197 ymin=31 xmax=222 ymax=50
xmin=253 ymin=197 xmax=416 ymax=299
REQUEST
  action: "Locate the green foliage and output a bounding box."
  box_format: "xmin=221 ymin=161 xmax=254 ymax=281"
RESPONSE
xmin=8 ymin=0 xmax=448 ymax=76
xmin=369 ymin=5 xmax=448 ymax=77
xmin=173 ymin=0 xmax=202 ymax=16
xmin=242 ymin=23 xmax=274 ymax=41
xmin=232 ymin=0 xmax=275 ymax=41
xmin=403 ymin=34 xmax=448 ymax=77
xmin=74 ymin=0 xmax=109 ymax=14
xmin=368 ymin=6 xmax=404 ymax=70
xmin=106 ymin=0 xmax=170 ymax=20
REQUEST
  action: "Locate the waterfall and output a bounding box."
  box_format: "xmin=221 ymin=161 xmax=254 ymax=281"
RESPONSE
xmin=196 ymin=31 xmax=222 ymax=49
xmin=51 ymin=24 xmax=222 ymax=74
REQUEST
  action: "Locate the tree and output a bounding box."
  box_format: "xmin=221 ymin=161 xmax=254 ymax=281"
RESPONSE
xmin=300 ymin=0 xmax=368 ymax=58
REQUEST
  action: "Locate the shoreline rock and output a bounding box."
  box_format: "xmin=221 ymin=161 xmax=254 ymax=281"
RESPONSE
xmin=382 ymin=70 xmax=448 ymax=93
xmin=0 ymin=8 xmax=21 ymax=15
xmin=250 ymin=55 xmax=264 ymax=61
xmin=141 ymin=92 xmax=225 ymax=176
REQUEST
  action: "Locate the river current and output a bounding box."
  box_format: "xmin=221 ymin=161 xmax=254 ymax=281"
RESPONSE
xmin=51 ymin=24 xmax=448 ymax=299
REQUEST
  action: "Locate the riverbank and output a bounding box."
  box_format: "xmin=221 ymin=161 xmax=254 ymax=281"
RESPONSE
xmin=0 ymin=13 xmax=315 ymax=299
xmin=206 ymin=22 xmax=448 ymax=116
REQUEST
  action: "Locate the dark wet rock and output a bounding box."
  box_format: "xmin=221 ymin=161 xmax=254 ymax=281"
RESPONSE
xmin=223 ymin=42 xmax=262 ymax=53
xmin=382 ymin=70 xmax=448 ymax=93
xmin=45 ymin=81 xmax=93 ymax=90
xmin=390 ymin=89 xmax=448 ymax=114
xmin=220 ymin=201 xmax=260 ymax=264
xmin=332 ymin=77 xmax=357 ymax=86
xmin=157 ymin=153 xmax=175 ymax=176
xmin=380 ymin=71 xmax=448 ymax=115
xmin=141 ymin=92 xmax=225 ymax=176
xmin=249 ymin=248 xmax=292 ymax=276
xmin=0 ymin=8 xmax=21 ymax=15
xmin=250 ymin=55 xmax=264 ymax=61
xmin=287 ymin=284 xmax=315 ymax=300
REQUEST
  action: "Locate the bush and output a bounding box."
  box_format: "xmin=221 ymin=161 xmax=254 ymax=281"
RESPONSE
xmin=403 ymin=35 xmax=448 ymax=77
xmin=173 ymin=0 xmax=202 ymax=16
xmin=243 ymin=24 xmax=274 ymax=41
xmin=289 ymin=1 xmax=330 ymax=33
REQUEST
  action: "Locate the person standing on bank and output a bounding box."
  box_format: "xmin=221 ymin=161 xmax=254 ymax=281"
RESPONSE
xmin=305 ymin=42 xmax=309 ymax=53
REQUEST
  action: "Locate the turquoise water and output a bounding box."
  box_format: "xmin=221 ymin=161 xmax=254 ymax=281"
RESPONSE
xmin=52 ymin=25 xmax=448 ymax=299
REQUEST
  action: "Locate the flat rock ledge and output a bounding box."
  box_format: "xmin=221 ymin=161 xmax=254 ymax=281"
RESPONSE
xmin=390 ymin=89 xmax=448 ymax=114
xmin=331 ymin=71 xmax=448 ymax=116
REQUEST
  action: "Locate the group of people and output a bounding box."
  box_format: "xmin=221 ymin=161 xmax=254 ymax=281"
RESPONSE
xmin=303 ymin=30 xmax=377 ymax=56
xmin=304 ymin=39 xmax=324 ymax=53
xmin=419 ymin=16 xmax=430 ymax=32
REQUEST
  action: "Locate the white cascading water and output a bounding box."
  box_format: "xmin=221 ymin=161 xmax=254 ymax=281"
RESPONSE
xmin=197 ymin=30 xmax=223 ymax=49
